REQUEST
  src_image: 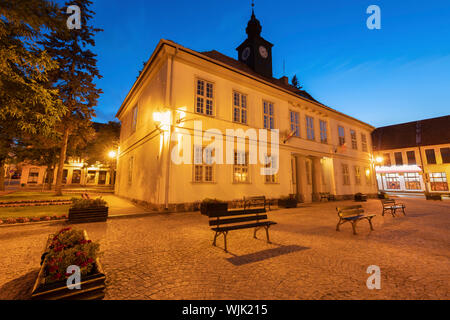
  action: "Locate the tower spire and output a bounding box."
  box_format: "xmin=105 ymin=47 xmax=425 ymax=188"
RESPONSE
xmin=252 ymin=0 xmax=255 ymax=15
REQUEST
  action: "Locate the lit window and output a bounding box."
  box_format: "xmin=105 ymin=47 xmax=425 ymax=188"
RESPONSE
xmin=320 ymin=120 xmax=328 ymax=144
xmin=365 ymin=167 xmax=371 ymax=185
xmin=342 ymin=164 xmax=350 ymax=185
xmin=361 ymin=133 xmax=368 ymax=152
xmin=386 ymin=173 xmax=400 ymax=189
xmin=264 ymin=154 xmax=278 ymax=183
xmin=350 ymin=130 xmax=357 ymax=150
xmin=196 ymin=79 xmax=214 ymax=116
xmin=263 ymin=101 xmax=274 ymax=129
xmin=233 ymin=91 xmax=247 ymax=124
xmin=405 ymin=173 xmax=421 ymax=190
xmin=290 ymin=111 xmax=300 ymax=137
xmin=430 ymin=172 xmax=449 ymax=191
xmin=193 ymin=146 xmax=214 ymax=182
xmin=233 ymin=152 xmax=249 ymax=183
xmin=306 ymin=116 xmax=315 ymax=141
xmin=338 ymin=126 xmax=345 ymax=146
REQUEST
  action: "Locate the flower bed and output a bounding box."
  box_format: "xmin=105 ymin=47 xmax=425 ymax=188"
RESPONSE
xmin=31 ymin=227 xmax=106 ymax=300
xmin=0 ymin=215 xmax=67 ymax=225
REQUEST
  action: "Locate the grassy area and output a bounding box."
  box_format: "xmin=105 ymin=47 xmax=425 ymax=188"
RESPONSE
xmin=0 ymin=191 xmax=82 ymax=202
xmin=0 ymin=205 xmax=71 ymax=219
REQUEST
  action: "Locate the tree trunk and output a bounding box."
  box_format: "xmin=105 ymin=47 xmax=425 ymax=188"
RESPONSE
xmin=0 ymin=160 xmax=5 ymax=192
xmin=55 ymin=128 xmax=70 ymax=196
xmin=45 ymin=166 xmax=54 ymax=190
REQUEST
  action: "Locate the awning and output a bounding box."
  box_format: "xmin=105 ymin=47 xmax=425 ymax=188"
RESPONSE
xmin=375 ymin=165 xmax=422 ymax=174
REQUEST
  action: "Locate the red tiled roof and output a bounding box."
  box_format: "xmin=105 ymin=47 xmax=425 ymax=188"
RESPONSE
xmin=372 ymin=115 xmax=450 ymax=151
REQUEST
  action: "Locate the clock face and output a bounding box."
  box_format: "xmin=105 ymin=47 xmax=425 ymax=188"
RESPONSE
xmin=259 ymin=46 xmax=268 ymax=58
xmin=242 ymin=47 xmax=251 ymax=61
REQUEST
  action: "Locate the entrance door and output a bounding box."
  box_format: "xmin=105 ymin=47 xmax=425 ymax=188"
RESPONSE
xmin=98 ymin=171 xmax=107 ymax=185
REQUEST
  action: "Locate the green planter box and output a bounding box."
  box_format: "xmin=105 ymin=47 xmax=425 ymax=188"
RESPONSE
xmin=355 ymin=193 xmax=368 ymax=202
xmin=200 ymin=202 xmax=228 ymax=216
xmin=278 ymin=199 xmax=297 ymax=208
xmin=68 ymin=207 xmax=108 ymax=224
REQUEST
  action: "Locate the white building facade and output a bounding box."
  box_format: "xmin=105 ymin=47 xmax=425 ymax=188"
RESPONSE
xmin=115 ymin=14 xmax=378 ymax=210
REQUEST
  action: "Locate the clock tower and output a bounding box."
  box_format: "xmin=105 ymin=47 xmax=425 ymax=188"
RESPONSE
xmin=237 ymin=8 xmax=273 ymax=78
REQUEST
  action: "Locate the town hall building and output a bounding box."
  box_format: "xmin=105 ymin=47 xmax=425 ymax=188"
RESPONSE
xmin=115 ymin=10 xmax=378 ymax=210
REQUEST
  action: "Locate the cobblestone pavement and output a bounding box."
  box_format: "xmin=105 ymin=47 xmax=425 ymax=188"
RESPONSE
xmin=0 ymin=198 xmax=449 ymax=300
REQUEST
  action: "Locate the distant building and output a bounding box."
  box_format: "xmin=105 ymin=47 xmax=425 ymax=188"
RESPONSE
xmin=372 ymin=115 xmax=450 ymax=194
xmin=19 ymin=158 xmax=115 ymax=187
xmin=115 ymin=11 xmax=377 ymax=209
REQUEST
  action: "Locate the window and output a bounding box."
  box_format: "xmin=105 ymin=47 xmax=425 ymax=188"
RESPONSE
xmin=306 ymin=116 xmax=315 ymax=140
xmin=233 ymin=91 xmax=247 ymax=124
xmin=425 ymin=149 xmax=436 ymax=164
xmin=430 ymin=173 xmax=449 ymax=191
xmin=365 ymin=167 xmax=371 ymax=185
xmin=193 ymin=146 xmax=214 ymax=182
xmin=264 ymin=154 xmax=278 ymax=183
xmin=233 ymin=152 xmax=249 ymax=183
xmin=386 ymin=173 xmax=400 ymax=189
xmin=338 ymin=126 xmax=345 ymax=146
xmin=62 ymin=169 xmax=68 ymax=184
xmin=87 ymin=171 xmax=97 ymax=184
xmin=98 ymin=171 xmax=107 ymax=185
xmin=407 ymin=151 xmax=416 ymax=165
xmin=342 ymin=164 xmax=350 ymax=185
xmin=383 ymin=153 xmax=391 ymax=166
xmin=196 ymin=79 xmax=214 ymax=116
xmin=350 ymin=130 xmax=357 ymax=150
xmin=128 ymin=157 xmax=134 ymax=185
xmin=263 ymin=101 xmax=274 ymax=129
xmin=131 ymin=105 xmax=138 ymax=133
xmin=361 ymin=134 xmax=368 ymax=152
xmin=320 ymin=120 xmax=328 ymax=144
xmin=354 ymin=166 xmax=361 ymax=185
xmin=289 ymin=111 xmax=300 ymax=137
xmin=440 ymin=148 xmax=450 ymax=164
xmin=405 ymin=173 xmax=421 ymax=190
xmin=27 ymin=168 xmax=39 ymax=184
xmin=394 ymin=152 xmax=403 ymax=166
xmin=72 ymin=170 xmax=81 ymax=184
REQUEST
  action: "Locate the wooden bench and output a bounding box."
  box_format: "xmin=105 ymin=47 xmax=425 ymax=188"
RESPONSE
xmin=207 ymin=196 xmax=276 ymax=252
xmin=336 ymin=205 xmax=376 ymax=235
xmin=381 ymin=199 xmax=406 ymax=217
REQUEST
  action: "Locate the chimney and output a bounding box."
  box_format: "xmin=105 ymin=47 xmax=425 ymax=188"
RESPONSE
xmin=280 ymin=76 xmax=289 ymax=85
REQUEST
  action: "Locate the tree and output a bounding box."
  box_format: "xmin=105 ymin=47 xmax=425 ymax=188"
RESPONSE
xmin=41 ymin=0 xmax=103 ymax=195
xmin=0 ymin=0 xmax=66 ymax=191
xmin=291 ymin=74 xmax=303 ymax=90
xmin=80 ymin=121 xmax=121 ymax=166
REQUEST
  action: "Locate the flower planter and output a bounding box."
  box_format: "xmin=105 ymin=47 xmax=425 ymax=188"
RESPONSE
xmin=278 ymin=199 xmax=297 ymax=208
xmin=355 ymin=193 xmax=368 ymax=202
xmin=32 ymin=230 xmax=106 ymax=300
xmin=425 ymin=194 xmax=442 ymax=201
xmin=200 ymin=202 xmax=228 ymax=216
xmin=68 ymin=206 xmax=108 ymax=224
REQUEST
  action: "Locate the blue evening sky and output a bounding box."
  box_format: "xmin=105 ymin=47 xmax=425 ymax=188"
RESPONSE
xmin=79 ymin=0 xmax=449 ymax=127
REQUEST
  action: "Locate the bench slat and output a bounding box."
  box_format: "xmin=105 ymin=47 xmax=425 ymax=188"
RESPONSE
xmin=212 ymin=221 xmax=277 ymax=232
xmin=209 ymin=214 xmax=268 ymax=226
xmin=208 ymin=208 xmax=266 ymax=217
